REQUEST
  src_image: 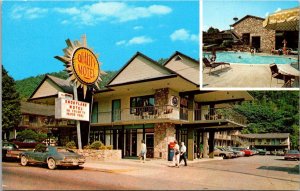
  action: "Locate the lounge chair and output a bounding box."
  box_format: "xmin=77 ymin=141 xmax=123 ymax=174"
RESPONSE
xmin=203 ymin=57 xmax=230 ymax=75
xmin=270 ymin=64 xmax=294 ymax=87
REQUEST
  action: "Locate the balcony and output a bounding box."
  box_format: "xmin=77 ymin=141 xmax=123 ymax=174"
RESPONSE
xmin=93 ymin=106 xmax=247 ymax=125
xmin=194 ymin=108 xmax=247 ymax=125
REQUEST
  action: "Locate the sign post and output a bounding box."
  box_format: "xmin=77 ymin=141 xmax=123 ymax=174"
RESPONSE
xmin=55 ymin=35 xmax=105 ymax=150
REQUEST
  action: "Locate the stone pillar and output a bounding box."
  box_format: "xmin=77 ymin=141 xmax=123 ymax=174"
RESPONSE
xmin=187 ymin=127 xmax=194 ymax=161
xmin=154 ymin=123 xmax=176 ymax=160
xmin=203 ymin=132 xmax=209 ymax=158
xmin=208 ymin=131 xmax=215 ymax=158
xmin=154 ymin=88 xmax=169 ymax=106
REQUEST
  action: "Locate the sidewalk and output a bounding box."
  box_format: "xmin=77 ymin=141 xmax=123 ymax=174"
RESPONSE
xmin=83 ymin=157 xmax=223 ymax=172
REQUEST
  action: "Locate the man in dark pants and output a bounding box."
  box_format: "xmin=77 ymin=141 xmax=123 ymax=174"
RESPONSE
xmin=179 ymin=142 xmax=187 ymax=166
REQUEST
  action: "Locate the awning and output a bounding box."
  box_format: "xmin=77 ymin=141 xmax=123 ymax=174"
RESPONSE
xmin=263 ymin=7 xmax=299 ymax=31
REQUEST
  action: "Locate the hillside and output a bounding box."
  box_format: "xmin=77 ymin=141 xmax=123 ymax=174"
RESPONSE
xmin=16 ymin=70 xmax=117 ymax=99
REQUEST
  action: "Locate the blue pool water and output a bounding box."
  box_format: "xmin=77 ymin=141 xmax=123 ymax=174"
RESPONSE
xmin=203 ymin=52 xmax=297 ymax=64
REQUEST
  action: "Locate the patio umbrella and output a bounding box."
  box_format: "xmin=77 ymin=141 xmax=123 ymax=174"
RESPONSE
xmin=263 ymin=7 xmax=299 ymax=31
xmin=263 ymin=7 xmax=300 ymax=71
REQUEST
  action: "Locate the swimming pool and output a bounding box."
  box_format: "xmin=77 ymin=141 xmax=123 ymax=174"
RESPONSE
xmin=203 ymin=51 xmax=297 ymax=64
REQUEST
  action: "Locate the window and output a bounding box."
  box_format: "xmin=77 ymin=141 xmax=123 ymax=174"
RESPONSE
xmin=91 ymin=102 xmax=98 ymax=123
xmin=130 ymin=95 xmax=155 ymax=114
xmin=29 ymin=116 xmax=37 ymax=123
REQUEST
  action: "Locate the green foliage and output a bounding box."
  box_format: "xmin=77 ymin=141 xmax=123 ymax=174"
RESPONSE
xmin=234 ymin=91 xmax=299 ymax=149
xmin=157 ymin=58 xmax=168 ymax=65
xmin=66 ymin=141 xmax=77 ymax=149
xmin=35 ymin=144 xmax=47 ymax=152
xmin=99 ymin=145 xmax=113 ymax=150
xmin=2 ymin=66 xmax=22 ymax=138
xmin=220 ymin=40 xmax=233 ymax=48
xmin=15 ymin=70 xmax=118 ymax=99
xmin=89 ymin=141 xmax=104 ymax=150
xmin=207 ymin=27 xmax=220 ymax=34
xmin=16 ymin=129 xmax=47 ymax=142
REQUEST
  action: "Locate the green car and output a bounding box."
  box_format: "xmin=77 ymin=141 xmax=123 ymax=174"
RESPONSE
xmin=257 ymin=149 xmax=267 ymax=155
xmin=20 ymin=145 xmax=85 ymax=170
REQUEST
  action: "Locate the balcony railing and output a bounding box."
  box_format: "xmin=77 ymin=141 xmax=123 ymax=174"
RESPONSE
xmin=196 ymin=108 xmax=247 ymax=125
xmin=93 ymin=106 xmax=247 ymax=125
xmin=98 ymin=105 xmax=180 ymax=123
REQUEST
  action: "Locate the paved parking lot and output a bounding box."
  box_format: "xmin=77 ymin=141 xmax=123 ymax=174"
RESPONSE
xmin=3 ymin=155 xmax=299 ymax=190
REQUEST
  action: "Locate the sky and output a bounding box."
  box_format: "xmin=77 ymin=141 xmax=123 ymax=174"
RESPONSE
xmin=2 ymin=1 xmax=199 ymax=80
xmin=203 ymin=0 xmax=299 ymax=31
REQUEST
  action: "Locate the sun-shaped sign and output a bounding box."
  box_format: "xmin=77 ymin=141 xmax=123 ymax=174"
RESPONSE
xmin=55 ymin=35 xmax=105 ymax=98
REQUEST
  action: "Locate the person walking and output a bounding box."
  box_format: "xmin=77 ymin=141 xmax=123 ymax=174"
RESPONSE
xmin=179 ymin=142 xmax=187 ymax=166
xmin=173 ymin=140 xmax=180 ymax=167
xmin=139 ymin=140 xmax=147 ymax=163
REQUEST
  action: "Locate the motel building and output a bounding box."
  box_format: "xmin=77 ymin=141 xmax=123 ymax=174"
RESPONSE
xmin=28 ymin=51 xmax=253 ymax=160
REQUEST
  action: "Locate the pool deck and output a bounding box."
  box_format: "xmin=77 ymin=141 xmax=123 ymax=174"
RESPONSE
xmin=202 ymin=63 xmax=299 ymax=88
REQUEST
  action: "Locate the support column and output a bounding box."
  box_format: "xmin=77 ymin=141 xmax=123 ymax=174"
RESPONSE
xmin=187 ymin=127 xmax=194 ymax=161
xmin=208 ymin=131 xmax=215 ymax=158
xmin=203 ymin=132 xmax=209 ymax=158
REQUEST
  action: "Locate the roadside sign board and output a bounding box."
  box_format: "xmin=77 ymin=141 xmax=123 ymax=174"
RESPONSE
xmin=55 ymin=98 xmax=90 ymax=121
xmin=58 ymin=92 xmax=73 ymax=100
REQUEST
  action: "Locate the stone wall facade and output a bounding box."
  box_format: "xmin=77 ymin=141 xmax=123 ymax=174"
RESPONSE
xmin=74 ymin=149 xmax=122 ymax=161
xmin=154 ymin=88 xmax=169 ymax=106
xmin=233 ymin=17 xmax=275 ymax=53
xmin=154 ymin=123 xmax=176 ymax=159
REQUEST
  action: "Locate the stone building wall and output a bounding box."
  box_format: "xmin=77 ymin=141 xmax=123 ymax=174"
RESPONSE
xmin=74 ymin=149 xmax=122 ymax=161
xmin=233 ymin=17 xmax=275 ymax=52
xmin=154 ymin=123 xmax=176 ymax=159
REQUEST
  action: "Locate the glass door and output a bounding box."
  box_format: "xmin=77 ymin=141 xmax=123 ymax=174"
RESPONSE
xmin=145 ymin=133 xmax=154 ymax=158
xmin=112 ymin=99 xmax=121 ymax=122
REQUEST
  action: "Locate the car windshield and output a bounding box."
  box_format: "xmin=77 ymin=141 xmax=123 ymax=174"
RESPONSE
xmin=57 ymin=148 xmax=74 ymax=153
xmin=288 ymin=150 xmax=300 ymax=154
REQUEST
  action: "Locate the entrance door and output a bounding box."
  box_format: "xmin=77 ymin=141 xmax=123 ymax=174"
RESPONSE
xmin=112 ymin=99 xmax=121 ymax=122
xmin=145 ymin=133 xmax=154 ymax=158
xmin=124 ymin=129 xmax=137 ymax=157
xmin=252 ymin=36 xmax=261 ymax=50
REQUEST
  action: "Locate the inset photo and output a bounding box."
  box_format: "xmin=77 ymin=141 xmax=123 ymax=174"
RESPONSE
xmin=201 ymin=0 xmax=299 ymax=89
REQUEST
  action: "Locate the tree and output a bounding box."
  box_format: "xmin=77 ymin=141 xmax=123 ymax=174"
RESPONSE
xmin=2 ymin=66 xmax=22 ymax=140
xmin=207 ymin=27 xmax=220 ymax=34
xmin=157 ymin=58 xmax=168 ymax=65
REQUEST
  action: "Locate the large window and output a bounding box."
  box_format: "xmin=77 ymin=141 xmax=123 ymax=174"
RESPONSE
xmin=91 ymin=102 xmax=98 ymax=123
xmin=130 ymin=95 xmax=155 ymax=114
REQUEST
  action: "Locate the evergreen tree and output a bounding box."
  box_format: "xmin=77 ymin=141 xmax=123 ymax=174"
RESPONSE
xmin=2 ymin=66 xmax=21 ymax=140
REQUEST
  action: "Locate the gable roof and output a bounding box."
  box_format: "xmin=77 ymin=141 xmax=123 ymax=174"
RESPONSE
xmin=29 ymin=75 xmax=72 ymax=100
xmin=231 ymin=15 xmax=265 ymax=27
xmin=106 ymin=51 xmax=176 ymax=87
xmin=238 ymin=133 xmax=290 ymax=139
xmin=21 ymin=101 xmax=54 ymax=116
xmin=164 ymin=51 xmax=199 ymax=86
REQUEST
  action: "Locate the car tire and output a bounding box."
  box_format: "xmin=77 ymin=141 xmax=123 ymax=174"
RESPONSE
xmin=20 ymin=155 xmax=28 ymax=166
xmin=220 ymin=154 xmax=226 ymax=159
xmin=47 ymin=158 xmax=56 ymax=170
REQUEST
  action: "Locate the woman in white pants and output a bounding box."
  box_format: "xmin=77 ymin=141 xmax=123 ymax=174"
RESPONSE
xmin=173 ymin=140 xmax=180 ymax=167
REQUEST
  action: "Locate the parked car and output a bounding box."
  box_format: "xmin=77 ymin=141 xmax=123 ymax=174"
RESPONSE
xmin=257 ymin=149 xmax=267 ymax=155
xmin=2 ymin=142 xmax=21 ymax=160
xmin=284 ymin=150 xmax=300 ymax=161
xmin=226 ymin=147 xmax=245 ymax=157
xmin=20 ymin=145 xmax=85 ymax=170
xmin=232 ymin=147 xmax=253 ymax=156
xmin=214 ymin=147 xmax=234 ymax=159
xmin=13 ymin=139 xmax=41 ymax=149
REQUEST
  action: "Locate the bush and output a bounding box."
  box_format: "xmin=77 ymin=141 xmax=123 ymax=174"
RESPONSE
xmin=66 ymin=141 xmax=77 ymax=149
xmin=35 ymin=143 xmax=47 ymax=152
xmin=17 ymin=130 xmax=37 ymax=141
xmin=99 ymin=145 xmax=113 ymax=150
xmin=89 ymin=141 xmax=104 ymax=150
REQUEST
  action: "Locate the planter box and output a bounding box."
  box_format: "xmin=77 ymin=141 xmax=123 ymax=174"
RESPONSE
xmin=73 ymin=149 xmax=122 ymax=161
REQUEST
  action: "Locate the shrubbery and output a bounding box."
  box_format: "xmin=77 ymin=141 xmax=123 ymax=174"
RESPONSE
xmin=66 ymin=141 xmax=77 ymax=149
xmin=84 ymin=141 xmax=112 ymax=150
xmin=16 ymin=129 xmax=47 ymax=142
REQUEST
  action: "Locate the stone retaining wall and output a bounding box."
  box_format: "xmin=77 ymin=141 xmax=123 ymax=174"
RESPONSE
xmin=73 ymin=149 xmax=122 ymax=161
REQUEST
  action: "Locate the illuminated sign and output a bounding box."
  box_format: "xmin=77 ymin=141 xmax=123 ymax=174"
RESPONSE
xmin=72 ymin=47 xmax=99 ymax=85
xmin=55 ymin=35 xmax=105 ymax=98
xmin=55 ymin=98 xmax=90 ymax=121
